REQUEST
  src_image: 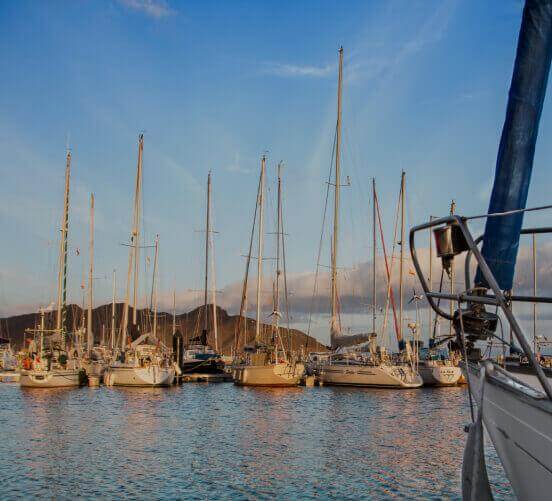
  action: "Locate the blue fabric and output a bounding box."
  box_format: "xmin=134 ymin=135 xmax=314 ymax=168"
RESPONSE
xmin=476 ymin=0 xmax=552 ymax=290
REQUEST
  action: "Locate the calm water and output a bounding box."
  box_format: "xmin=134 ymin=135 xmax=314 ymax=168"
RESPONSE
xmin=0 ymin=383 xmax=512 ymax=499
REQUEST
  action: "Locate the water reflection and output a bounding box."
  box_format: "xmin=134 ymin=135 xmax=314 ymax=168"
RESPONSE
xmin=1 ymin=384 xmax=512 ymax=499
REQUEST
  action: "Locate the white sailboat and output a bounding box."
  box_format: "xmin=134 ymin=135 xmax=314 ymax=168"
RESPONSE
xmin=416 ymin=208 xmax=461 ymax=387
xmin=104 ymin=135 xmax=174 ymax=387
xmin=20 ymin=150 xmax=83 ymax=389
xmin=233 ymin=159 xmax=304 ymax=387
xmin=317 ymin=49 xmax=421 ymax=389
xmin=0 ymin=336 xmax=19 ymax=383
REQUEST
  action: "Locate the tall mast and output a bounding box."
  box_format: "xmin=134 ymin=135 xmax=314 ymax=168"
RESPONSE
xmin=132 ymin=135 xmax=143 ymax=326
xmin=449 ymin=200 xmax=455 ymax=337
xmin=111 ymin=269 xmax=116 ymax=350
xmin=87 ymin=193 xmax=95 ymax=354
xmin=274 ymin=163 xmax=282 ymax=357
xmin=208 ymin=177 xmax=219 ymax=352
xmin=399 ymin=171 xmax=406 ymax=344
xmin=122 ymin=134 xmax=143 ymax=349
xmin=255 ymin=155 xmax=266 ymax=343
xmin=152 ymin=235 xmax=159 ymax=339
xmin=330 ymin=46 xmax=344 ymax=340
xmin=56 ymin=150 xmax=72 ymax=347
xmin=372 ymin=178 xmax=377 ymax=335
xmin=203 ymin=172 xmax=212 ymax=338
xmin=533 ymin=233 xmax=537 ymax=353
xmin=428 ymin=216 xmax=433 ymax=340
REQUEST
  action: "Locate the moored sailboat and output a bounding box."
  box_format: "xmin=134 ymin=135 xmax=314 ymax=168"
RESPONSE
xmin=233 ymin=159 xmax=304 ymax=387
xmin=317 ymin=49 xmax=421 ymax=388
xmin=179 ymin=171 xmax=225 ymax=378
xmin=20 ymin=149 xmax=84 ymax=389
xmin=104 ymin=135 xmax=174 ymax=387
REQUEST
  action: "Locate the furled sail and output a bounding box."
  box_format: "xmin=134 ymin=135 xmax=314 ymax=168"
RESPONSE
xmin=475 ymin=0 xmax=552 ymax=291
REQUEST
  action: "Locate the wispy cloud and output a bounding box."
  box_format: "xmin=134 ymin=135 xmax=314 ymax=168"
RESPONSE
xmin=117 ymin=0 xmax=175 ymax=19
xmin=225 ymin=152 xmax=252 ymax=175
xmin=261 ymin=62 xmax=334 ymax=78
xmin=346 ymin=0 xmax=457 ymax=85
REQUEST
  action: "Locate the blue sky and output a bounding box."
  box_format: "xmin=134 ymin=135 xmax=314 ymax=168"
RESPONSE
xmin=1 ymin=0 xmax=551 ymax=343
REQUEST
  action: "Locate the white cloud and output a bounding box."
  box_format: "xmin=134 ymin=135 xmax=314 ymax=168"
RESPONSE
xmin=117 ymin=0 xmax=175 ymax=19
xmin=262 ymin=62 xmax=334 ymax=78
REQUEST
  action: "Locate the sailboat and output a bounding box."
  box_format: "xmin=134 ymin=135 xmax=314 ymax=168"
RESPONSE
xmin=416 ymin=208 xmax=462 ymax=387
xmin=180 ymin=171 xmax=225 ymax=377
xmin=0 ymin=335 xmax=19 ymax=383
xmin=20 ymin=150 xmax=84 ymax=388
xmin=80 ymin=193 xmax=109 ymax=379
xmin=233 ymin=158 xmax=305 ymax=387
xmin=316 ymin=49 xmax=421 ymax=388
xmin=410 ymin=1 xmax=552 ymax=497
xmin=104 ymin=135 xmax=174 ymax=387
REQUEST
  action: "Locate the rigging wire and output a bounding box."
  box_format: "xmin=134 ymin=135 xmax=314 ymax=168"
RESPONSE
xmin=305 ymin=126 xmax=338 ymax=348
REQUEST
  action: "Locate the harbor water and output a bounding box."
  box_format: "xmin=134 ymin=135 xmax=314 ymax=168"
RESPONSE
xmin=0 ymin=383 xmax=512 ymax=499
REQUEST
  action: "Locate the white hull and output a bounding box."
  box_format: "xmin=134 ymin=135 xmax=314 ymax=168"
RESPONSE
xmin=468 ymin=362 xmax=552 ymax=499
xmin=0 ymin=371 xmax=20 ymax=383
xmin=104 ymin=365 xmax=175 ymax=387
xmin=319 ymin=363 xmax=423 ymax=388
xmin=233 ymin=362 xmax=305 ymax=387
xmin=19 ymin=369 xmax=81 ymax=388
xmin=419 ymin=363 xmax=462 ymax=386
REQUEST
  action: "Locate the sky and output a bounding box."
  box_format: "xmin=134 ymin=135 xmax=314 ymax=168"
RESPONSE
xmin=1 ymin=0 xmax=552 ymax=346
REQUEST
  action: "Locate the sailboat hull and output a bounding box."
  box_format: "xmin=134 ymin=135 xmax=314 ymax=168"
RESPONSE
xmin=19 ymin=369 xmax=82 ymax=388
xmin=467 ymin=362 xmax=552 ymax=499
xmin=104 ymin=365 xmax=175 ymax=387
xmin=233 ymin=362 xmax=305 ymax=387
xmin=419 ymin=363 xmax=462 ymax=386
xmin=319 ymin=363 xmax=423 ymax=388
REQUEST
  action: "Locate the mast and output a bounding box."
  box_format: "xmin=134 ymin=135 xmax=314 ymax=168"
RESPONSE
xmin=122 ymin=135 xmax=143 ymax=350
xmin=56 ymin=150 xmax=71 ymax=348
xmin=203 ymin=172 xmax=212 ymax=340
xmin=273 ymin=162 xmax=287 ymax=361
xmin=255 ymin=155 xmax=266 ymax=343
xmin=111 ymin=269 xmax=116 ymax=350
xmin=152 ymin=235 xmax=159 ymax=339
xmin=372 ymin=178 xmax=377 ymax=335
xmin=428 ymin=216 xmax=433 ymax=340
xmin=399 ymin=171 xmax=405 ymax=345
xmin=87 ymin=193 xmax=95 ymax=354
xmin=449 ymin=200 xmax=456 ymax=337
xmin=533 ymin=233 xmax=538 ymax=353
xmin=132 ymin=135 xmax=143 ymax=327
xmin=330 ymin=46 xmax=344 ymax=343
xmin=208 ymin=177 xmax=219 ymax=352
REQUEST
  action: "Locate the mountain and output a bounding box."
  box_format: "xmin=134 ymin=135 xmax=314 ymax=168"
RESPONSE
xmin=0 ymin=303 xmax=327 ymax=354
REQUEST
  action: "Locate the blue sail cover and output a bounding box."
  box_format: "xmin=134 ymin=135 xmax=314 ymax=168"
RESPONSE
xmin=475 ymin=0 xmax=552 ymax=290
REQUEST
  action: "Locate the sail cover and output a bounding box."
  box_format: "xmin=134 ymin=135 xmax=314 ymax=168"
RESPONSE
xmin=475 ymin=0 xmax=552 ymax=291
